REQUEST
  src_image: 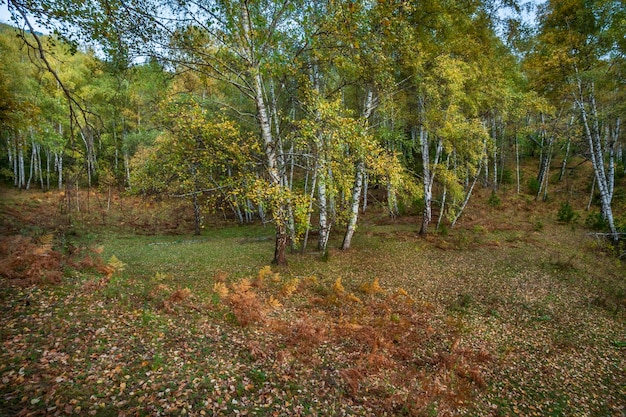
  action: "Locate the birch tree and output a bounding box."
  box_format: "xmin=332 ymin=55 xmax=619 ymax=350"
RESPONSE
xmin=530 ymin=0 xmax=625 ymax=243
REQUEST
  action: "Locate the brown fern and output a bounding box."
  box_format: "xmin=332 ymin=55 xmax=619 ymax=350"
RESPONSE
xmin=227 ymin=279 xmax=265 ymax=326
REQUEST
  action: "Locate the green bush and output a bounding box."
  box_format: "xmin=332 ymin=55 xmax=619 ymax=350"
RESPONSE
xmin=616 ymin=162 xmax=625 ymax=180
xmin=585 ymin=211 xmax=609 ymax=231
xmin=500 ymin=168 xmax=514 ymax=185
xmin=488 ymin=190 xmax=501 ymax=208
xmin=527 ymin=177 xmax=540 ymax=195
xmin=557 ymin=201 xmax=578 ymax=223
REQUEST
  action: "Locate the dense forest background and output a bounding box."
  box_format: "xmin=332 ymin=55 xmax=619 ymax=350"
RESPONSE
xmin=1 ymin=0 xmax=625 ymax=263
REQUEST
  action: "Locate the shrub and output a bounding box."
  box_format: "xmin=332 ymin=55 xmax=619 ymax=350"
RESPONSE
xmin=228 ymin=279 xmax=265 ymax=326
xmin=557 ymin=201 xmax=578 ymax=223
xmin=500 ymin=169 xmax=514 ymax=185
xmin=488 ymin=190 xmax=501 ymax=208
xmin=585 ymin=211 xmax=609 ymax=231
xmin=527 ymin=177 xmax=540 ymax=195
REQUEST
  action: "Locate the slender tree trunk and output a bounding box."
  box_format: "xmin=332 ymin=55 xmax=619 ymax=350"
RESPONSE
xmin=538 ymin=134 xmax=553 ymax=202
xmin=192 ymin=192 xmax=201 ymax=235
xmin=587 ymin=175 xmax=596 ymax=211
xmin=515 ymin=129 xmax=521 ymax=194
xmin=608 ymin=117 xmax=619 ymax=200
xmin=18 ymin=141 xmax=25 ymax=189
xmin=124 ymin=151 xmax=131 ymax=189
xmin=341 ymin=89 xmax=374 ymax=250
xmin=437 ymin=185 xmax=447 ymax=231
xmin=314 ymin=110 xmax=332 ymax=253
xmin=7 ymin=139 xmax=12 ymax=165
xmin=270 ymin=81 xmax=296 ymax=250
xmin=57 ymin=153 xmax=63 ymax=190
xmin=12 ymin=140 xmax=18 ymax=188
xmin=419 ymin=121 xmax=431 ymax=235
xmin=46 ymin=148 xmax=51 ymax=191
xmin=258 ymin=202 xmax=266 ymax=224
xmin=559 ymin=137 xmax=571 ymax=181
xmin=535 ymin=114 xmax=549 ymax=200
xmin=491 ymin=114 xmax=498 ymax=190
xmin=310 ymin=66 xmax=334 ymax=255
xmin=7 ymin=139 xmax=15 ymax=187
xmin=436 ymin=154 xmax=452 ymax=231
xmin=451 ymin=162 xmax=483 ymax=228
xmin=318 ymin=169 xmax=331 ymax=253
xmin=301 ymin=161 xmax=318 ymax=254
xmin=387 ymin=178 xmax=398 ymax=218
xmin=80 ymin=129 xmax=94 ymax=188
xmin=452 ymin=140 xmax=487 ymax=228
xmin=362 ymin=172 xmax=368 ymax=213
xmin=420 ymin=133 xmax=443 ymax=236
xmin=37 ymin=144 xmax=44 ymax=191
xmin=542 ymin=145 xmax=552 ymax=202
xmin=27 ymin=139 xmax=35 ymax=190
xmin=574 ymin=79 xmax=618 ymax=242
xmin=245 ymin=199 xmax=254 ymax=223
xmin=418 ymin=95 xmax=443 ymax=236
xmin=253 ymin=70 xmax=288 ymax=264
xmin=341 ymin=159 xmax=365 ymax=250
xmin=559 ymin=115 xmax=574 ymax=181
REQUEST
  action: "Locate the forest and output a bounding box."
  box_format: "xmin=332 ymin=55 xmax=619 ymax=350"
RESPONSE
xmin=0 ymin=0 xmax=625 ymax=416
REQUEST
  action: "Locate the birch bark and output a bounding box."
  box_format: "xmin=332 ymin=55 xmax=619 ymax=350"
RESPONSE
xmin=341 ymin=89 xmax=374 ymax=250
xmin=574 ymin=78 xmax=618 ymax=242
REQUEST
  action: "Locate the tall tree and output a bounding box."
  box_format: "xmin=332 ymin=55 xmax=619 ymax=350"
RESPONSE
xmin=529 ymin=0 xmax=625 ymax=243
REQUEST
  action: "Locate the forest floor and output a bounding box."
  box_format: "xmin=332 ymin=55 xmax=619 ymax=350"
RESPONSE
xmin=0 ymin=180 xmax=625 ymax=416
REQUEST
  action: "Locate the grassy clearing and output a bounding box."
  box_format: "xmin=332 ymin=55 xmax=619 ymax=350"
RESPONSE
xmin=0 ymin=185 xmax=625 ymax=416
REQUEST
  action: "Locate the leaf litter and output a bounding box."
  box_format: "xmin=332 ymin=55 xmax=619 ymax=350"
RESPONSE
xmin=1 ymin=189 xmax=625 ymax=416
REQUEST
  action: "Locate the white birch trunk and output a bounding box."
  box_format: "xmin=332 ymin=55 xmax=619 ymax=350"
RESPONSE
xmin=559 ymin=137 xmax=571 ymax=182
xmin=27 ymin=139 xmax=35 ymax=190
xmin=574 ymin=78 xmax=618 ymax=242
xmin=124 ymin=152 xmax=131 ymax=189
xmin=387 ymin=178 xmax=398 ymax=218
xmin=587 ymin=175 xmax=596 ymax=211
xmin=451 ymin=168 xmax=481 ymax=228
xmin=46 ymin=148 xmax=51 ymax=191
xmin=437 ymin=154 xmax=452 ymax=231
xmin=18 ymin=142 xmax=25 ymax=189
xmin=492 ymin=114 xmax=498 ymax=190
xmin=362 ymin=172 xmax=368 ymax=213
xmin=37 ymin=144 xmax=44 ymax=191
xmin=451 ymin=141 xmax=487 ymax=228
xmin=420 ymin=133 xmax=443 ymax=236
xmin=57 ymin=153 xmax=63 ymax=190
xmin=341 ymin=89 xmax=374 ymax=250
xmin=300 ymin=162 xmax=318 ymax=254
xmin=515 ymin=132 xmax=520 ymax=193
xmin=12 ymin=140 xmax=18 ymax=187
xmin=317 ymin=169 xmax=331 ymax=253
xmin=254 ymin=68 xmax=288 ymax=263
xmin=341 ymin=159 xmax=364 ymax=250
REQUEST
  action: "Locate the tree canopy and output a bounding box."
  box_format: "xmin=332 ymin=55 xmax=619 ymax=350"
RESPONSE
xmin=1 ymin=0 xmax=625 ymax=261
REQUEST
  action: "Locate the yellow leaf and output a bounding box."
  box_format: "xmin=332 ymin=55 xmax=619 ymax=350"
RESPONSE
xmin=333 ymin=278 xmax=345 ymax=296
xmin=107 ymin=255 xmax=126 ymax=272
xmin=232 ymin=279 xmax=251 ymax=293
xmin=281 ymin=278 xmax=299 ymax=297
xmin=267 ymin=295 xmax=282 ymax=309
xmin=360 ymin=277 xmax=384 ymax=295
xmin=346 ymin=293 xmax=362 ymax=303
